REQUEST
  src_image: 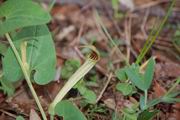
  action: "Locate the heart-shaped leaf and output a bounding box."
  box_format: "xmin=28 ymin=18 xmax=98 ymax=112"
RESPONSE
xmin=3 ymin=25 xmax=56 ymax=85
xmin=125 ymin=58 xmax=155 ymax=91
xmin=125 ymin=64 xmax=147 ymax=91
xmin=55 ymin=100 xmax=87 ymax=120
xmin=0 ymin=0 xmax=51 ymax=36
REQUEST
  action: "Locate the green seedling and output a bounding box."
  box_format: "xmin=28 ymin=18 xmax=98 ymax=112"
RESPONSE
xmin=114 ymin=1 xmax=179 ymax=119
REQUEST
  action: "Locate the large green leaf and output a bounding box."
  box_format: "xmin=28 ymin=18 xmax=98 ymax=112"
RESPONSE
xmin=3 ymin=25 xmax=56 ymax=85
xmin=55 ymin=100 xmax=87 ymax=120
xmin=0 ymin=0 xmax=51 ymax=36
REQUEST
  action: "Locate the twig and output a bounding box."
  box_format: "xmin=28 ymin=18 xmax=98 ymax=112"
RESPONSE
xmin=94 ymin=10 xmax=129 ymax=65
xmin=134 ymin=0 xmax=170 ymax=10
xmin=0 ymin=109 xmax=17 ymax=119
xmin=96 ymin=73 xmax=113 ymax=103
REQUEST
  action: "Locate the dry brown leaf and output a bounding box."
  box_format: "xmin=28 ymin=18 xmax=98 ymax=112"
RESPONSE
xmin=173 ymin=103 xmax=180 ymax=120
xmin=153 ymin=80 xmax=167 ymax=98
xmin=29 ymin=109 xmax=41 ymax=120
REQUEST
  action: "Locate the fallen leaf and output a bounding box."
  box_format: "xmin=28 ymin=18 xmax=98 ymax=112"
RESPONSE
xmin=173 ymin=103 xmax=180 ymax=120
xmin=153 ymin=81 xmax=167 ymax=98
xmin=29 ymin=109 xmax=41 ymax=120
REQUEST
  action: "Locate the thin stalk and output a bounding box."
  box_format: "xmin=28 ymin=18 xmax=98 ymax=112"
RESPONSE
xmin=48 ymin=0 xmax=56 ymax=12
xmin=5 ymin=33 xmax=47 ymax=120
xmin=135 ymin=0 xmax=176 ymax=64
xmin=164 ymin=77 xmax=180 ymax=96
xmin=144 ymin=90 xmax=148 ymax=107
xmin=50 ymin=115 xmax=54 ymax=120
xmin=49 ymin=50 xmax=99 ymax=116
xmin=94 ymin=10 xmax=129 ymax=65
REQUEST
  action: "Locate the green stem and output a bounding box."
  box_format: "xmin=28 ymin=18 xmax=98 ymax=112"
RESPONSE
xmin=135 ymin=0 xmax=176 ymax=64
xmin=48 ymin=0 xmax=56 ymax=12
xmin=164 ymin=77 xmax=180 ymax=96
xmin=144 ymin=90 xmax=148 ymax=107
xmin=5 ymin=33 xmax=47 ymax=120
xmin=50 ymin=115 xmax=54 ymax=120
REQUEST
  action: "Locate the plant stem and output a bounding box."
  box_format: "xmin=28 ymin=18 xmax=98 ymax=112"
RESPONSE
xmin=50 ymin=115 xmax=54 ymax=120
xmin=135 ymin=0 xmax=176 ymax=64
xmin=165 ymin=77 xmax=180 ymax=96
xmin=5 ymin=33 xmax=47 ymax=120
xmin=94 ymin=10 xmax=129 ymax=66
xmin=144 ymin=90 xmax=148 ymax=107
xmin=48 ymin=0 xmax=56 ymax=12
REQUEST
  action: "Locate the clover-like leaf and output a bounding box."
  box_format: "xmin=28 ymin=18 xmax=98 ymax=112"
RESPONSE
xmin=0 ymin=0 xmax=51 ymax=36
xmin=125 ymin=58 xmax=155 ymax=91
xmin=3 ymin=25 xmax=56 ymax=85
xmin=55 ymin=100 xmax=87 ymax=120
xmin=125 ymin=64 xmax=147 ymax=91
xmin=116 ymin=82 xmax=133 ymax=95
xmin=115 ymin=68 xmax=128 ymax=81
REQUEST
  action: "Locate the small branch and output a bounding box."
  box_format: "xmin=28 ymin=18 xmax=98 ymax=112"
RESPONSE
xmin=96 ymin=73 xmax=112 ymax=103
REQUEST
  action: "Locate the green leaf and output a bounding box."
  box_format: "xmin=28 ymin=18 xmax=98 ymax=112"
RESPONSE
xmin=125 ymin=58 xmax=155 ymax=91
xmin=0 ymin=0 xmax=51 ymax=36
xmin=0 ymin=77 xmax=15 ymax=96
xmin=144 ymin=58 xmax=155 ymax=90
xmin=61 ymin=59 xmax=81 ymax=80
xmin=16 ymin=116 xmax=25 ymax=120
xmin=122 ymin=108 xmax=138 ymax=120
xmin=3 ymin=25 xmax=56 ymax=85
xmin=116 ymin=82 xmax=133 ymax=95
xmin=162 ymin=96 xmax=180 ymax=103
xmin=55 ymin=100 xmax=87 ymax=120
xmin=77 ymin=82 xmax=97 ymax=104
xmin=0 ymin=43 xmax=7 ymax=56
xmin=82 ymin=89 xmax=96 ymax=104
xmin=115 ymin=68 xmax=127 ymax=81
xmin=146 ymin=98 xmax=162 ymax=109
xmin=138 ymin=110 xmax=159 ymax=120
xmin=125 ymin=64 xmax=146 ymax=91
